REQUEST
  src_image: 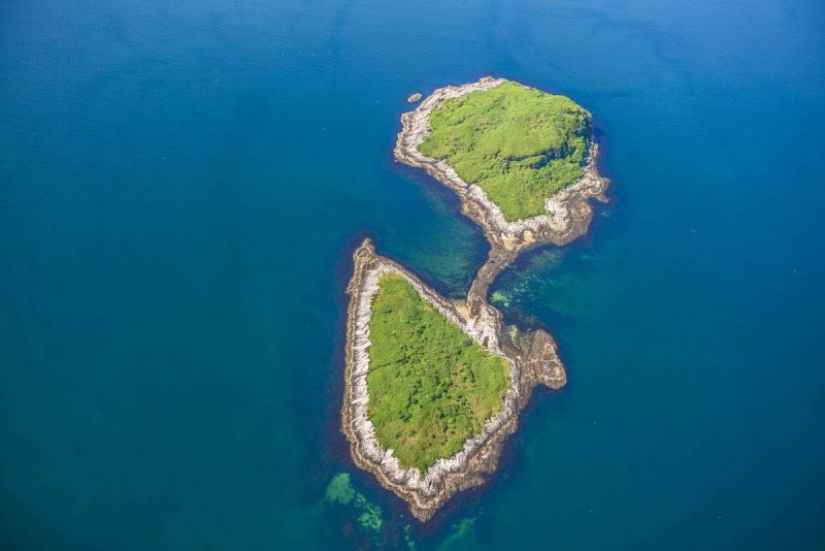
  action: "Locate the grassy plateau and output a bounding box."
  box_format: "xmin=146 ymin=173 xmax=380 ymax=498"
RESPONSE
xmin=419 ymin=81 xmax=592 ymax=221
xmin=366 ymin=275 xmax=510 ymax=473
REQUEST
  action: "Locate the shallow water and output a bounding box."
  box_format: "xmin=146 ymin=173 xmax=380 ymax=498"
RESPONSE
xmin=1 ymin=0 xmax=824 ymax=548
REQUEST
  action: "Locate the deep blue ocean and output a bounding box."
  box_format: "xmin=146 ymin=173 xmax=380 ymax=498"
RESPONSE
xmin=2 ymin=0 xmax=824 ymax=548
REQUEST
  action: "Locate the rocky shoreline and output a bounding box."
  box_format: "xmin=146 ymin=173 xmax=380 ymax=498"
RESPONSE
xmin=342 ymin=240 xmax=566 ymax=522
xmin=341 ymin=77 xmax=609 ymax=521
xmin=394 ymin=76 xmax=610 ymax=253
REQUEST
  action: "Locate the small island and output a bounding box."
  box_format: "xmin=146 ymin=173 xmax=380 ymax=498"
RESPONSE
xmin=342 ymin=77 xmax=610 ymax=521
xmin=396 ymin=76 xmax=608 ymax=253
xmin=343 ymin=240 xmax=565 ymax=521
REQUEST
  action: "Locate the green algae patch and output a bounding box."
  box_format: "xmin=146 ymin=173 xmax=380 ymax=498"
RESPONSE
xmin=325 ymin=472 xmax=356 ymax=505
xmin=323 ymin=473 xmax=384 ymax=532
xmin=367 ymin=275 xmax=510 ymax=473
xmin=354 ymin=494 xmax=383 ymax=531
xmin=490 ymin=290 xmax=511 ymax=309
xmin=419 ymin=81 xmax=592 ymax=221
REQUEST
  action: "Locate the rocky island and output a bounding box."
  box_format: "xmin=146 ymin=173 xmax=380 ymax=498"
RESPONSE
xmin=342 ymin=77 xmax=609 ymax=521
xmin=396 ymin=77 xmax=608 ymax=254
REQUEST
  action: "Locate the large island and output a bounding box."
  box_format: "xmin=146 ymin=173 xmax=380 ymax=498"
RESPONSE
xmin=342 ymin=77 xmax=609 ymax=521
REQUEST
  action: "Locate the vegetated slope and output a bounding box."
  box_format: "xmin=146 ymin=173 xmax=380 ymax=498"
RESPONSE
xmin=367 ymin=275 xmax=510 ymax=473
xmin=419 ymin=81 xmax=592 ymax=221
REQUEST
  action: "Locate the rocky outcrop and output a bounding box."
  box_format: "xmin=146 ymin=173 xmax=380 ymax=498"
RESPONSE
xmin=342 ymin=240 xmax=565 ymax=522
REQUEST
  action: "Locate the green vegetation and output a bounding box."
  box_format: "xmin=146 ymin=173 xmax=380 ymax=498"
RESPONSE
xmin=367 ymin=275 xmax=510 ymax=473
xmin=419 ymin=81 xmax=592 ymax=221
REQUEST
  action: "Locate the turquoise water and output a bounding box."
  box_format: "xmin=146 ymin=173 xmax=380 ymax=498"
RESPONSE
xmin=1 ymin=0 xmax=824 ymax=548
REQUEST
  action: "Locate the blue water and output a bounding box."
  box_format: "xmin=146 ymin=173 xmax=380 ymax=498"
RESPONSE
xmin=1 ymin=0 xmax=824 ymax=548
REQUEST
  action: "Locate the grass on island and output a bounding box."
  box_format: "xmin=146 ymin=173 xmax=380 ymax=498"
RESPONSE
xmin=366 ymin=275 xmax=510 ymax=473
xmin=419 ymin=81 xmax=592 ymax=221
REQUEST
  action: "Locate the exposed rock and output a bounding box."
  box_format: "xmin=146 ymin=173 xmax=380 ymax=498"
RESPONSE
xmin=407 ymin=92 xmax=422 ymax=103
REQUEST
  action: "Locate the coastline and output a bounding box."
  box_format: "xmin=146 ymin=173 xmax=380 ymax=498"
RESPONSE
xmin=342 ymin=77 xmax=609 ymax=521
xmin=342 ymin=240 xmax=566 ymax=522
xmin=394 ymin=76 xmax=610 ymax=253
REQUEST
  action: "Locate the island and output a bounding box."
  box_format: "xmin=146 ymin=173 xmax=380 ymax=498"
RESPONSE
xmin=341 ymin=77 xmax=610 ymax=522
xmin=343 ymin=240 xmax=566 ymax=521
xmin=396 ymin=77 xmax=608 ymax=254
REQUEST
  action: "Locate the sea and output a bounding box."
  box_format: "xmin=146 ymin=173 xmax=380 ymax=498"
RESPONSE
xmin=1 ymin=0 xmax=824 ymax=549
